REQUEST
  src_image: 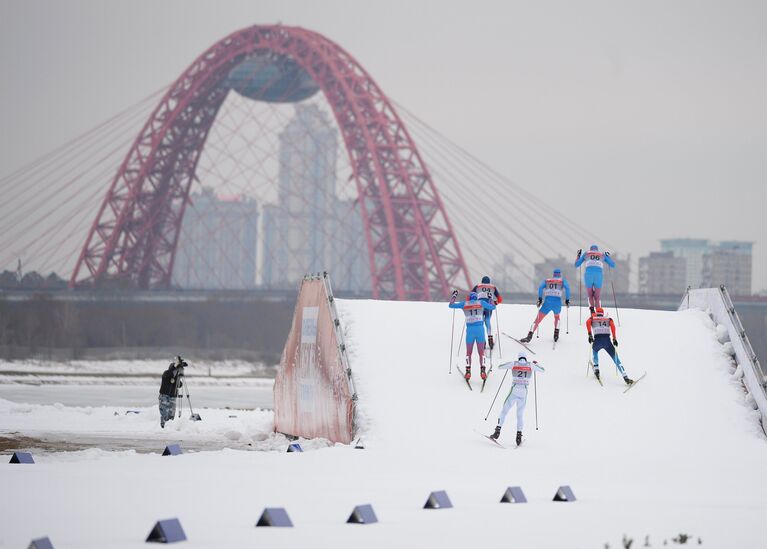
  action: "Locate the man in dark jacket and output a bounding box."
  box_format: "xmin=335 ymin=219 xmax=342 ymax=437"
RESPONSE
xmin=158 ymin=356 xmax=185 ymax=428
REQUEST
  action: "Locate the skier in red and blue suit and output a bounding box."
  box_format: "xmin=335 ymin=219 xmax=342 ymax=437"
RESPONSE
xmin=586 ymin=307 xmax=633 ymax=386
xmin=471 ymin=276 xmax=503 ymax=350
xmin=449 ymin=290 xmax=496 ymax=381
xmin=574 ymin=244 xmax=616 ymax=313
xmin=520 ymin=268 xmax=570 ymax=343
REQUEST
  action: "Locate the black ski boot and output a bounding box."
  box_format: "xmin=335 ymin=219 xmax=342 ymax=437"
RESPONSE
xmin=490 ymin=425 xmax=501 ymax=440
xmin=594 ymin=369 xmax=601 ymax=382
xmin=623 ymin=375 xmax=634 ymax=385
xmin=589 ymin=306 xmax=595 ymax=314
xmin=516 ymin=431 xmax=523 ymax=446
xmin=554 ymin=328 xmax=560 ymax=342
xmin=488 ymin=334 xmax=495 ymax=350
xmin=520 ymin=331 xmax=534 ymax=343
xmin=480 ymin=366 xmax=487 ymax=380
xmin=464 ymin=367 xmax=471 ymax=380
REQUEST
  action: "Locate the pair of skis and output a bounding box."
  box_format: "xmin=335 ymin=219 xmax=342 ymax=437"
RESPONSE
xmin=460 ymin=341 xmax=494 ymax=392
xmin=501 ymin=333 xmax=537 ymax=355
xmin=475 ymin=429 xmax=520 ymax=449
xmin=587 ymin=359 xmax=646 ymax=392
xmin=502 ymin=331 xmax=560 ymax=351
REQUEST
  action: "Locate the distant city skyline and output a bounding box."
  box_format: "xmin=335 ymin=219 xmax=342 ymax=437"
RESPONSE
xmin=0 ymin=1 xmax=764 ymax=291
xmin=639 ymin=238 xmax=753 ymax=296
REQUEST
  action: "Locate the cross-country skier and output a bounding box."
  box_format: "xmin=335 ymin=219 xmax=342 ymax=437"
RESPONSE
xmin=471 ymin=276 xmax=503 ymax=349
xmin=586 ymin=307 xmax=633 ymax=386
xmin=574 ymin=244 xmax=616 ymax=313
xmin=490 ymin=351 xmax=544 ymax=446
xmin=449 ymin=290 xmax=496 ymax=381
xmin=519 ymin=268 xmax=570 ymax=343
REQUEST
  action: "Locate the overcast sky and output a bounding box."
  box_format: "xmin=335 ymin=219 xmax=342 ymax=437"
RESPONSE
xmin=1 ymin=0 xmax=765 ymax=290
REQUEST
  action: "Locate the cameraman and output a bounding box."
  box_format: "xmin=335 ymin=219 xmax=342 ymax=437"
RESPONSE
xmin=158 ymin=356 xmax=186 ymax=428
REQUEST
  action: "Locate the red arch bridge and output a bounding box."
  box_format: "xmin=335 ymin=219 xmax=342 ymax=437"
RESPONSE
xmin=0 ymin=25 xmax=606 ymax=300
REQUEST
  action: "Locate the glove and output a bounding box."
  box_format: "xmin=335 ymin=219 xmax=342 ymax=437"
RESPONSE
xmin=576 ymin=248 xmax=582 ymax=258
xmin=565 ymin=299 xmax=570 ymax=307
xmin=612 ymin=338 xmax=618 ymax=346
xmin=604 ymin=251 xmax=610 ymax=257
xmin=588 ymin=334 xmax=593 ymax=344
xmin=536 ymin=297 xmax=542 ymax=307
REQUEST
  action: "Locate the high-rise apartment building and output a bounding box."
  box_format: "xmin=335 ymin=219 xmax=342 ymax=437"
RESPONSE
xmin=173 ymin=188 xmax=258 ymax=289
xmin=638 ymin=251 xmax=687 ymax=295
xmin=702 ymin=241 xmax=753 ymax=296
xmin=655 ymin=238 xmax=753 ymax=295
xmin=262 ymin=104 xmax=370 ymax=292
xmin=659 ymin=239 xmax=710 ymax=289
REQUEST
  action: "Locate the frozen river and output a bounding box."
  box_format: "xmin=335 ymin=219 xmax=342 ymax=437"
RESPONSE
xmin=0 ymin=382 xmax=274 ymax=410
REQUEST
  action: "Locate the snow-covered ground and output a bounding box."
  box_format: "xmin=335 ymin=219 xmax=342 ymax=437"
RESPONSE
xmin=1 ymin=300 xmax=766 ymax=548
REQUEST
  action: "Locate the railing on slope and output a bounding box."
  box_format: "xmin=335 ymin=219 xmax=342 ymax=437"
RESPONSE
xmin=679 ymin=286 xmax=767 ymax=433
xmin=321 ymin=271 xmax=358 ymax=429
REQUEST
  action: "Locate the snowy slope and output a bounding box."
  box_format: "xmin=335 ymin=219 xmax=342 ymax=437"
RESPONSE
xmin=1 ymin=300 xmax=766 ymax=548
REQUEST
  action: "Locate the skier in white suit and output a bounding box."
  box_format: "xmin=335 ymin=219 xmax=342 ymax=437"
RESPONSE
xmin=490 ymin=351 xmax=544 ymax=446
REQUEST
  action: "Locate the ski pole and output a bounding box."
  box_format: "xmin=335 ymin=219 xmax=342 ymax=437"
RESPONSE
xmin=454 ymin=321 xmax=465 ymax=372
xmin=534 ymin=298 xmax=540 ymax=338
xmin=484 ymin=369 xmax=509 ymax=420
xmin=578 ymin=264 xmax=582 ymax=325
xmin=611 ymin=280 xmax=621 ymax=326
xmin=534 ymin=371 xmax=540 ymax=429
xmin=495 ymin=306 xmax=502 ymax=356
xmin=566 ymin=301 xmax=570 ymax=335
xmin=448 ymin=308 xmax=456 ymax=374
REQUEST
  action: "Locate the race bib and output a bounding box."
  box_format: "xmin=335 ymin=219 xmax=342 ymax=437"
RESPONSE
xmin=474 ymin=283 xmax=495 ymax=300
xmin=464 ymin=303 xmax=484 ymax=324
xmin=512 ymin=362 xmax=532 ymax=385
xmin=584 ymin=252 xmax=604 ymax=269
xmin=592 ymin=318 xmax=611 ymax=335
xmin=543 ymin=278 xmax=563 ymax=298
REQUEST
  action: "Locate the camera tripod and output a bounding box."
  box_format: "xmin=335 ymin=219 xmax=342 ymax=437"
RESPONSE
xmin=175 ymin=374 xmax=202 ymax=421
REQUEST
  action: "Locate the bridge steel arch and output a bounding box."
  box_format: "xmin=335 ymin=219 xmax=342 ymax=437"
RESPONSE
xmin=70 ymin=25 xmax=471 ymax=300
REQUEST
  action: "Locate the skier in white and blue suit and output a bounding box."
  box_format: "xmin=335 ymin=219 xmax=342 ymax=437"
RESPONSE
xmin=490 ymin=351 xmax=544 ymax=446
xmin=471 ymin=276 xmax=503 ymax=349
xmin=449 ymin=290 xmax=495 ymax=381
xmin=574 ymin=244 xmax=616 ymax=313
xmin=520 ymin=268 xmax=571 ymax=343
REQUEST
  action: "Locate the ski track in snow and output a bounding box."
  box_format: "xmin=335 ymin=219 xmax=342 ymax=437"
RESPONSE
xmin=1 ymin=301 xmax=766 ymax=548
